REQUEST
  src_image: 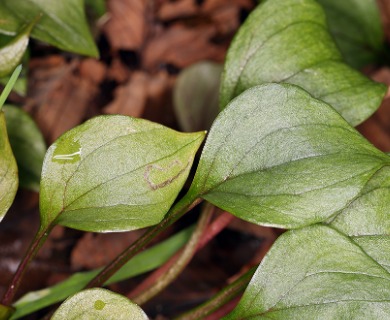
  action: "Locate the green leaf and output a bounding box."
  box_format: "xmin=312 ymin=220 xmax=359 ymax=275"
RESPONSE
xmin=11 ymin=226 xmax=192 ymax=319
xmin=0 ymin=25 xmax=30 ymax=77
xmin=3 ymin=105 xmax=46 ymax=191
xmin=225 ymin=224 xmax=390 ymax=319
xmin=0 ymin=111 xmax=18 ymax=222
xmin=220 ymin=0 xmax=386 ymax=126
xmin=51 ymin=288 xmax=148 ymax=320
xmin=188 ymin=83 xmax=390 ymax=229
xmin=317 ymin=0 xmax=383 ymax=68
xmin=0 ymin=0 xmax=98 ymax=57
xmin=40 ymin=115 xmax=205 ymax=232
xmin=174 ymin=61 xmax=222 ymax=132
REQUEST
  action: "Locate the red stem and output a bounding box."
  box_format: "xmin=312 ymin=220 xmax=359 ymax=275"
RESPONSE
xmin=1 ymin=225 xmax=51 ymax=306
xmin=128 ymin=211 xmax=234 ymax=300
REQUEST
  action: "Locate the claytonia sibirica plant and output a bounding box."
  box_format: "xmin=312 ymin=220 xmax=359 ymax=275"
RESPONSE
xmin=1 ymin=0 xmax=390 ymax=319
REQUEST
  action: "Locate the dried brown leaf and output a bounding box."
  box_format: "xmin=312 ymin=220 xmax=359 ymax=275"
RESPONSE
xmin=104 ymin=0 xmax=147 ymax=50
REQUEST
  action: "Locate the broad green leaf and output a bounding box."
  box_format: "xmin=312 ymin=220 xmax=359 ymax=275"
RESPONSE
xmin=11 ymin=226 xmax=193 ymax=319
xmin=52 ymin=288 xmax=148 ymax=320
xmin=40 ymin=115 xmax=205 ymax=232
xmin=0 ymin=111 xmax=18 ymax=221
xmin=174 ymin=61 xmax=222 ymax=132
xmin=0 ymin=0 xmax=98 ymax=57
xmin=225 ymin=224 xmax=390 ymax=319
xmin=220 ymin=0 xmax=386 ymax=125
xmin=317 ymin=0 xmax=383 ymax=68
xmin=4 ymin=105 xmax=45 ymax=191
xmin=188 ymin=83 xmax=390 ymax=229
xmin=0 ymin=24 xmax=30 ymax=77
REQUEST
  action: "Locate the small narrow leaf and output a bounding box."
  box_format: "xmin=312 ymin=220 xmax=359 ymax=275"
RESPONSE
xmin=317 ymin=0 xmax=384 ymax=68
xmin=51 ymin=288 xmax=148 ymax=320
xmin=4 ymin=105 xmax=46 ymax=191
xmin=225 ymin=225 xmax=390 ymax=319
xmin=40 ymin=115 xmax=205 ymax=232
xmin=220 ymin=0 xmax=386 ymax=125
xmin=0 ymin=0 xmax=98 ymax=57
xmin=0 ymin=111 xmax=18 ymax=222
xmin=188 ymin=83 xmax=390 ymax=229
xmin=174 ymin=61 xmax=222 ymax=132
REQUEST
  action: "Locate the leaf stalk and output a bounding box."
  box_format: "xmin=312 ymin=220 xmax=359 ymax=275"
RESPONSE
xmin=86 ymin=195 xmax=203 ymax=288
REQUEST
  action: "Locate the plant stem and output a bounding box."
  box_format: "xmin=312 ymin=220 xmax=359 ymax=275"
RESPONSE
xmin=0 ymin=65 xmax=22 ymax=111
xmin=128 ymin=210 xmax=234 ymax=300
xmin=86 ymin=195 xmax=202 ymax=289
xmin=174 ymin=266 xmax=257 ymax=320
xmin=1 ymin=224 xmax=52 ymax=306
xmin=132 ymin=202 xmax=214 ymax=305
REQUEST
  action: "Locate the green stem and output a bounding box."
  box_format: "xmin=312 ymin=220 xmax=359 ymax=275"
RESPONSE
xmin=1 ymin=224 xmax=52 ymax=306
xmin=0 ymin=65 xmax=22 ymax=111
xmin=86 ymin=195 xmax=202 ymax=289
xmin=174 ymin=266 xmax=257 ymax=320
xmin=133 ymin=202 xmax=214 ymax=305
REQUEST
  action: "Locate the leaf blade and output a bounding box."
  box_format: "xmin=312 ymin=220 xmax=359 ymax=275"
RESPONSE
xmin=4 ymin=105 xmax=46 ymax=191
xmin=0 ymin=112 xmax=18 ymax=222
xmin=51 ymin=288 xmax=148 ymax=320
xmin=189 ymin=83 xmax=389 ymax=228
xmin=224 ymin=225 xmax=390 ymax=319
xmin=0 ymin=0 xmax=98 ymax=57
xmin=174 ymin=61 xmax=222 ymax=132
xmin=317 ymin=0 xmax=384 ymax=68
xmin=220 ymin=0 xmax=385 ymax=125
xmin=40 ymin=115 xmax=205 ymax=232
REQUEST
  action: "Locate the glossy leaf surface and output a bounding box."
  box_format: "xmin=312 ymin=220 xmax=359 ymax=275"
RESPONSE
xmin=0 ymin=28 xmax=29 ymax=77
xmin=51 ymin=288 xmax=148 ymax=320
xmin=174 ymin=61 xmax=222 ymax=132
xmin=4 ymin=105 xmax=46 ymax=191
xmin=317 ymin=0 xmax=383 ymax=68
xmin=220 ymin=0 xmax=385 ymax=125
xmin=40 ymin=115 xmax=205 ymax=232
xmin=0 ymin=112 xmax=18 ymax=222
xmin=189 ymin=83 xmax=390 ymax=228
xmin=0 ymin=0 xmax=98 ymax=57
xmin=225 ymin=225 xmax=390 ymax=319
xmin=12 ymin=227 xmax=192 ymax=319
